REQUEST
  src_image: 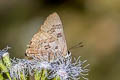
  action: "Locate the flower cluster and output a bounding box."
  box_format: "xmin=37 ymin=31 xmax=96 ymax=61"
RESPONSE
xmin=49 ymin=52 xmax=89 ymax=80
xmin=0 ymin=47 xmax=89 ymax=80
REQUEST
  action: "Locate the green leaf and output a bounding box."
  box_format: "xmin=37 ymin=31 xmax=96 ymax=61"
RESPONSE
xmin=0 ymin=73 xmax=4 ymax=80
xmin=0 ymin=60 xmax=8 ymax=72
xmin=0 ymin=60 xmax=12 ymax=80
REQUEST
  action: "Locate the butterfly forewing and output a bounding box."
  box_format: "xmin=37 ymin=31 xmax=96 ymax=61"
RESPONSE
xmin=26 ymin=12 xmax=67 ymax=62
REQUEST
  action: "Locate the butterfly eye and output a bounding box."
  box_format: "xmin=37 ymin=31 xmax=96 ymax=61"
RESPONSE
xmin=25 ymin=53 xmax=27 ymax=56
xmin=68 ymin=51 xmax=71 ymax=56
xmin=68 ymin=51 xmax=70 ymax=54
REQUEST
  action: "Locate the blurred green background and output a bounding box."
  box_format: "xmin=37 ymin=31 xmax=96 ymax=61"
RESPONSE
xmin=0 ymin=0 xmax=120 ymax=80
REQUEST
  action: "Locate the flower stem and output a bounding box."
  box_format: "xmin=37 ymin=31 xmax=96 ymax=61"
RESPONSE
xmin=6 ymin=72 xmax=12 ymax=80
xmin=20 ymin=73 xmax=24 ymax=80
xmin=53 ymin=76 xmax=61 ymax=80
xmin=2 ymin=52 xmax=11 ymax=68
xmin=34 ymin=70 xmax=41 ymax=80
xmin=0 ymin=60 xmax=12 ymax=80
xmin=41 ymin=69 xmax=47 ymax=80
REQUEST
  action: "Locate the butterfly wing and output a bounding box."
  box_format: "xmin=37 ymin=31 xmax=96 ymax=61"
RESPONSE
xmin=41 ymin=13 xmax=67 ymax=56
xmin=26 ymin=12 xmax=67 ymax=61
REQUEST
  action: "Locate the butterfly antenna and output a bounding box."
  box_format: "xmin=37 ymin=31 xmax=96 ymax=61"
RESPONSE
xmin=69 ymin=42 xmax=84 ymax=50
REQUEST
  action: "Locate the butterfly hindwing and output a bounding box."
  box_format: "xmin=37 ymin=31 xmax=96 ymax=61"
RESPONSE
xmin=26 ymin=12 xmax=67 ymax=61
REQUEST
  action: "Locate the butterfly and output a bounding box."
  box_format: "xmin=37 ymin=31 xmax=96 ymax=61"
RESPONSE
xmin=25 ymin=12 xmax=68 ymax=62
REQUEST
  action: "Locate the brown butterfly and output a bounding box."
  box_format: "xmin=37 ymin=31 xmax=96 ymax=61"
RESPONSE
xmin=25 ymin=12 xmax=68 ymax=62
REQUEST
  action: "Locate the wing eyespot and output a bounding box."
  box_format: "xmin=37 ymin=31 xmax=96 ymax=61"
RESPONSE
xmin=57 ymin=33 xmax=62 ymax=38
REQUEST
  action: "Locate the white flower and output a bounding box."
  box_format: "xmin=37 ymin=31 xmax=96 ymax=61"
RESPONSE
xmin=0 ymin=46 xmax=11 ymax=57
xmin=10 ymin=58 xmax=28 ymax=79
xmin=9 ymin=52 xmax=89 ymax=80
xmin=56 ymin=68 xmax=68 ymax=80
xmin=38 ymin=61 xmax=51 ymax=69
xmin=48 ymin=52 xmax=89 ymax=80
